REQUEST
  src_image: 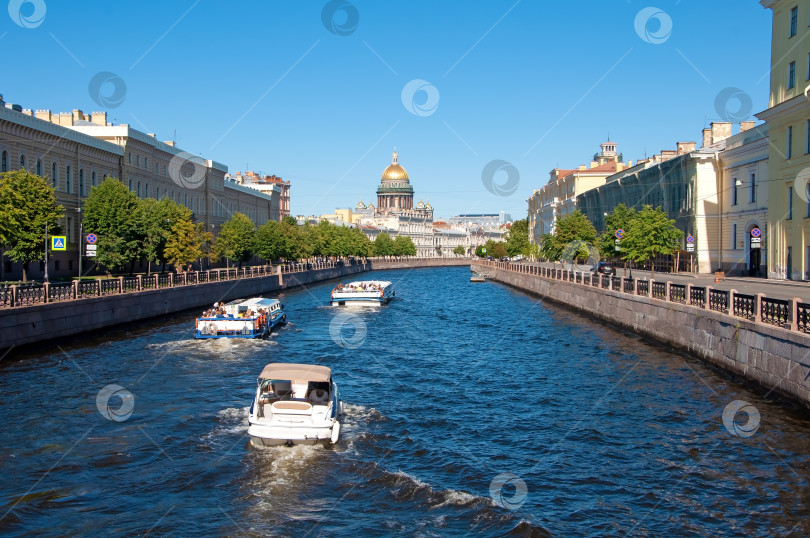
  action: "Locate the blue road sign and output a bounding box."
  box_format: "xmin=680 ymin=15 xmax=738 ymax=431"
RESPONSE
xmin=52 ymin=236 xmax=66 ymax=251
xmin=751 ymin=228 xmax=761 ymax=238
xmin=615 ymin=229 xmax=625 ymax=239
xmin=686 ymin=235 xmax=694 ymax=244
xmin=86 ymin=233 xmax=98 ymax=244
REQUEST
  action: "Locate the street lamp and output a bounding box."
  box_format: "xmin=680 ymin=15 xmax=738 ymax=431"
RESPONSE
xmin=76 ymin=206 xmax=82 ymax=279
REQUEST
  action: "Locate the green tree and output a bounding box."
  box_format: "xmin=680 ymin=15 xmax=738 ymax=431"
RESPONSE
xmin=599 ymin=203 xmax=637 ymax=259
xmin=539 ymin=233 xmax=559 ymax=261
xmin=550 ymin=210 xmax=598 ymax=264
xmin=255 ymin=219 xmax=305 ymax=261
xmin=164 ymin=216 xmax=202 ymax=271
xmin=474 ymin=245 xmax=486 ymax=257
xmin=372 ymin=232 xmax=395 ymax=256
xmin=505 ymin=219 xmax=530 ymax=257
xmin=490 ymin=242 xmax=508 ymax=259
xmin=393 ymin=235 xmax=416 ymax=256
xmin=453 ymin=245 xmax=466 ymax=256
xmin=347 ymin=227 xmax=373 ymax=257
xmin=136 ymin=197 xmax=189 ymax=274
xmin=0 ymin=170 xmax=64 ymax=281
xmin=620 ymin=205 xmax=683 ymax=277
xmin=214 ymin=212 xmax=256 ymax=268
xmin=82 ymin=177 xmax=141 ymax=275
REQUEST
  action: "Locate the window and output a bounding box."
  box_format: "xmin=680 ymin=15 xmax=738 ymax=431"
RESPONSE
xmin=91 ymin=171 xmax=96 ymax=187
xmin=807 ymin=52 xmax=810 ymax=80
xmin=788 ymin=186 xmax=794 ymax=219
xmin=19 ymin=154 xmax=25 ymax=170
xmin=137 ymin=181 xmax=141 ymax=197
xmin=144 ymin=157 xmax=148 ymax=169
xmin=732 ymin=177 xmax=738 ymax=206
xmin=1 ymin=150 xmax=7 ymax=172
xmin=804 ymin=120 xmax=810 ymax=151
xmin=788 ymin=125 xmax=794 ymax=158
xmin=144 ymin=183 xmax=148 ymax=198
xmin=36 ymin=159 xmax=42 ymax=176
xmin=52 ymin=162 xmax=57 ymax=188
xmin=789 ymin=61 xmax=797 ymax=89
xmin=732 ymin=223 xmax=737 ymax=250
xmin=791 ymin=6 xmax=798 ymax=37
xmin=136 ymin=155 xmax=140 ymax=167
xmin=65 ymin=165 xmax=71 ymax=194
xmin=79 ymin=169 xmax=84 ymax=196
xmin=806 ymin=183 xmax=810 ymax=217
xmin=128 ymin=178 xmax=132 ymax=191
xmin=128 ymin=153 xmax=132 ymax=164
xmin=67 ymin=217 xmax=72 ymax=243
xmin=750 ymin=173 xmax=757 ymax=203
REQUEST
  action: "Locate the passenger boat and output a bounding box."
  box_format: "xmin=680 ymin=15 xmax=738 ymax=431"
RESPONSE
xmin=470 ymin=274 xmax=486 ymax=282
xmin=195 ymin=297 xmax=285 ymax=339
xmin=247 ymin=362 xmax=343 ymax=447
xmin=330 ymin=280 xmax=394 ymax=306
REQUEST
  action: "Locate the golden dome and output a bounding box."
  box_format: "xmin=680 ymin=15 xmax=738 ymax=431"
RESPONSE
xmin=382 ymin=149 xmax=409 ymax=180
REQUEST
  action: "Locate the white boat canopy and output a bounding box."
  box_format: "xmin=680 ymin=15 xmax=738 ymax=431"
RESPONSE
xmin=259 ymin=363 xmax=332 ymax=382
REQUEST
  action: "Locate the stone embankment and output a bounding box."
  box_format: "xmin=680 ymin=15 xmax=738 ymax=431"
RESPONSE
xmin=0 ymin=258 xmax=471 ymax=354
xmin=474 ymin=261 xmax=810 ymax=409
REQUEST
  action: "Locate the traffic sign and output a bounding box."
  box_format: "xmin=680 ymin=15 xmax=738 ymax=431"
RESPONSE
xmin=686 ymin=235 xmax=694 ymax=244
xmin=85 ymin=248 xmax=97 ymax=257
xmin=86 ymin=244 xmax=97 ymax=252
xmin=51 ymin=236 xmax=67 ymax=251
xmin=751 ymin=227 xmax=761 ymax=238
xmin=482 ymin=248 xmax=486 ymax=253
xmin=86 ymin=233 xmax=98 ymax=244
xmin=686 ymin=243 xmax=695 ymax=252
xmin=615 ymin=229 xmax=625 ymax=239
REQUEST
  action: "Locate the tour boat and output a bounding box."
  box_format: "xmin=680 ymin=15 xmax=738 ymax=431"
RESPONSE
xmin=195 ymin=297 xmax=285 ymax=338
xmin=470 ymin=273 xmax=487 ymax=282
xmin=330 ymin=280 xmax=394 ymax=306
xmin=247 ymin=362 xmax=343 ymax=447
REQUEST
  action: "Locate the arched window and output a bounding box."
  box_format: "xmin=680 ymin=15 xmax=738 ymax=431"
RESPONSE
xmin=66 ymin=165 xmax=72 ymax=194
xmin=52 ymin=162 xmax=58 ymax=189
xmin=128 ymin=178 xmax=132 ymax=191
xmin=1 ymin=150 xmax=7 ymax=172
xmin=137 ymin=181 xmax=141 ymax=197
xmin=19 ymin=154 xmax=25 ymax=170
xmin=79 ymin=169 xmax=84 ymax=196
xmin=36 ymin=159 xmax=42 ymax=176
xmin=91 ymin=171 xmax=96 ymax=187
xmin=155 ymin=186 xmax=159 ymax=199
xmin=144 ymin=183 xmax=149 ymax=198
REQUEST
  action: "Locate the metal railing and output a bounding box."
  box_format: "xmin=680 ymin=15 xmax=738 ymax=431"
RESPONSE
xmin=479 ymin=260 xmax=808 ymax=335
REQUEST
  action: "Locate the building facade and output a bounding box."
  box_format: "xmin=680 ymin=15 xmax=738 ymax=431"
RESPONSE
xmin=0 ymin=97 xmax=281 ymax=280
xmin=527 ymin=141 xmax=628 ymax=246
xmin=757 ymin=0 xmax=810 ymax=279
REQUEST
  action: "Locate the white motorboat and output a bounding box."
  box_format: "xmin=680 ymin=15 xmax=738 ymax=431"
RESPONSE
xmin=330 ymin=280 xmax=394 ymax=306
xmin=195 ymin=297 xmax=285 ymax=339
xmin=247 ymin=363 xmax=343 ymax=447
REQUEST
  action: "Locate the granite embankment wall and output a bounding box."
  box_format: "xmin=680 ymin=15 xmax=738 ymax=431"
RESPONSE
xmin=1 ymin=263 xmax=368 ymax=352
xmin=473 ymin=263 xmax=810 ymax=408
xmin=1 ymin=258 xmax=472 ymax=353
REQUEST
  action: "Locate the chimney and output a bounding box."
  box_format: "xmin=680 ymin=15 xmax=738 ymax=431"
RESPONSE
xmin=72 ymin=109 xmax=84 ymax=123
xmin=35 ymin=109 xmax=52 ymax=122
xmin=57 ymin=112 xmax=73 ymax=126
xmin=710 ymin=121 xmax=732 ymax=143
xmin=590 ymin=161 xmax=598 ymax=168
xmin=164 ymin=141 xmax=175 ymax=146
xmin=740 ymin=121 xmax=755 ymax=132
xmin=578 ymin=164 xmax=586 ymax=171
xmin=6 ymin=103 xmax=22 ymax=112
xmin=677 ymin=141 xmax=697 ymax=154
xmin=627 ymin=160 xmax=633 ymax=167
xmin=91 ymin=111 xmax=107 ymax=126
xmin=148 ymin=133 xmax=156 ymax=138
xmin=702 ymin=128 xmax=712 ymax=147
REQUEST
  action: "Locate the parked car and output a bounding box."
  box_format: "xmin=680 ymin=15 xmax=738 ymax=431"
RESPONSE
xmin=591 ymin=261 xmax=616 ymax=275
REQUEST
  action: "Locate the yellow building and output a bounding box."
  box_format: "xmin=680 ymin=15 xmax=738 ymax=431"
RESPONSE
xmin=757 ymin=0 xmax=810 ymax=279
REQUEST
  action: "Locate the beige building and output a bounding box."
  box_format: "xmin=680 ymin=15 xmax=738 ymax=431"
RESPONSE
xmin=0 ymin=97 xmax=281 ymax=280
xmin=757 ymin=0 xmax=810 ymax=279
xmin=230 ymin=171 xmax=290 ymax=219
xmin=527 ymin=141 xmax=628 ymax=246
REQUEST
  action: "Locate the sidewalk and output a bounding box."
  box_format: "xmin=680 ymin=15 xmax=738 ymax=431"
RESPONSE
xmin=524 ymin=261 xmax=810 ymax=302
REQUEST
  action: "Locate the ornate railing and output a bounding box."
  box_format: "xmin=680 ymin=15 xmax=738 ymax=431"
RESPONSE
xmin=690 ymin=286 xmax=706 ymax=309
xmin=637 ymin=279 xmax=649 ymax=296
xmin=733 ymin=293 xmax=757 ymax=320
xmin=16 ymin=284 xmax=43 ymax=306
xmin=78 ymin=280 xmax=98 ymax=297
xmin=122 ymin=276 xmax=139 ymax=292
xmin=601 ymin=274 xmax=610 ymax=289
xmin=669 ymin=284 xmax=686 ymax=304
xmin=48 ymin=282 xmax=74 ymax=302
xmin=623 ymin=278 xmax=635 ymax=294
xmin=761 ymin=297 xmax=790 ymax=328
xmin=157 ymin=274 xmax=170 ymax=288
xmin=709 ymin=289 xmax=729 ymax=314
xmin=652 ymin=281 xmax=667 ymax=300
xmin=799 ymin=303 xmax=810 ymax=333
xmin=611 ymin=276 xmax=622 ymax=292
xmin=100 ymin=279 xmax=119 ymax=296
xmin=0 ymin=287 xmax=12 ymax=307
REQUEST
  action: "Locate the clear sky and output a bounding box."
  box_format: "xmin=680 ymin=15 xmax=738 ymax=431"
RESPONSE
xmin=3 ymin=0 xmax=772 ymax=221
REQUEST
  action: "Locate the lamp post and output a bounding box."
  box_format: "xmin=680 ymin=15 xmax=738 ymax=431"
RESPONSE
xmin=76 ymin=206 xmax=82 ymax=279
xmin=44 ymin=223 xmax=49 ymax=282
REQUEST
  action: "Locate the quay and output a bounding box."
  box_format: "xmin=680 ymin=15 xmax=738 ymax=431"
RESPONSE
xmin=0 ymin=258 xmax=469 ymax=354
xmin=473 ymin=260 xmax=810 ymax=409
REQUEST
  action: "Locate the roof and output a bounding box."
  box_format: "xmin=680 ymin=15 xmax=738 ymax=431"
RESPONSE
xmin=259 ymin=363 xmax=331 ymax=382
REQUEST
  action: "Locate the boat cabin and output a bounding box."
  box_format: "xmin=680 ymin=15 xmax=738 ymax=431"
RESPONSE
xmin=255 ymin=363 xmax=333 ymax=417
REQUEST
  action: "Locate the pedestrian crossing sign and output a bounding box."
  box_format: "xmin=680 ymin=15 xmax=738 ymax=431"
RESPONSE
xmin=52 ymin=236 xmax=67 ymax=251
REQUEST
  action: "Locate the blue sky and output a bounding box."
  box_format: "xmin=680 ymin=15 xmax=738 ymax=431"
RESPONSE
xmin=3 ymin=0 xmax=772 ymax=220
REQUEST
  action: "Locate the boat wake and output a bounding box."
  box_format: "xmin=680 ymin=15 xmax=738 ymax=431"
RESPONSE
xmin=146 ymin=338 xmax=278 ymax=359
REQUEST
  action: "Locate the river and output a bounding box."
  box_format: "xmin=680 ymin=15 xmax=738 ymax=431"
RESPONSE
xmin=1 ymin=266 xmax=809 ymax=536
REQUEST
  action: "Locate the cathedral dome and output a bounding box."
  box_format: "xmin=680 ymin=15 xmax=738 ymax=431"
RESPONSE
xmin=381 ymin=150 xmax=409 ymax=181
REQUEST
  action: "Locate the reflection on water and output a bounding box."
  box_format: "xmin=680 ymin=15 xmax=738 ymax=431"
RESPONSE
xmin=0 ymin=266 xmax=809 ymax=535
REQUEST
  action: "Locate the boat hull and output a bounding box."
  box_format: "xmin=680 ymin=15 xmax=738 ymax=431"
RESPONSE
xmin=247 ymin=422 xmax=338 ymax=447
